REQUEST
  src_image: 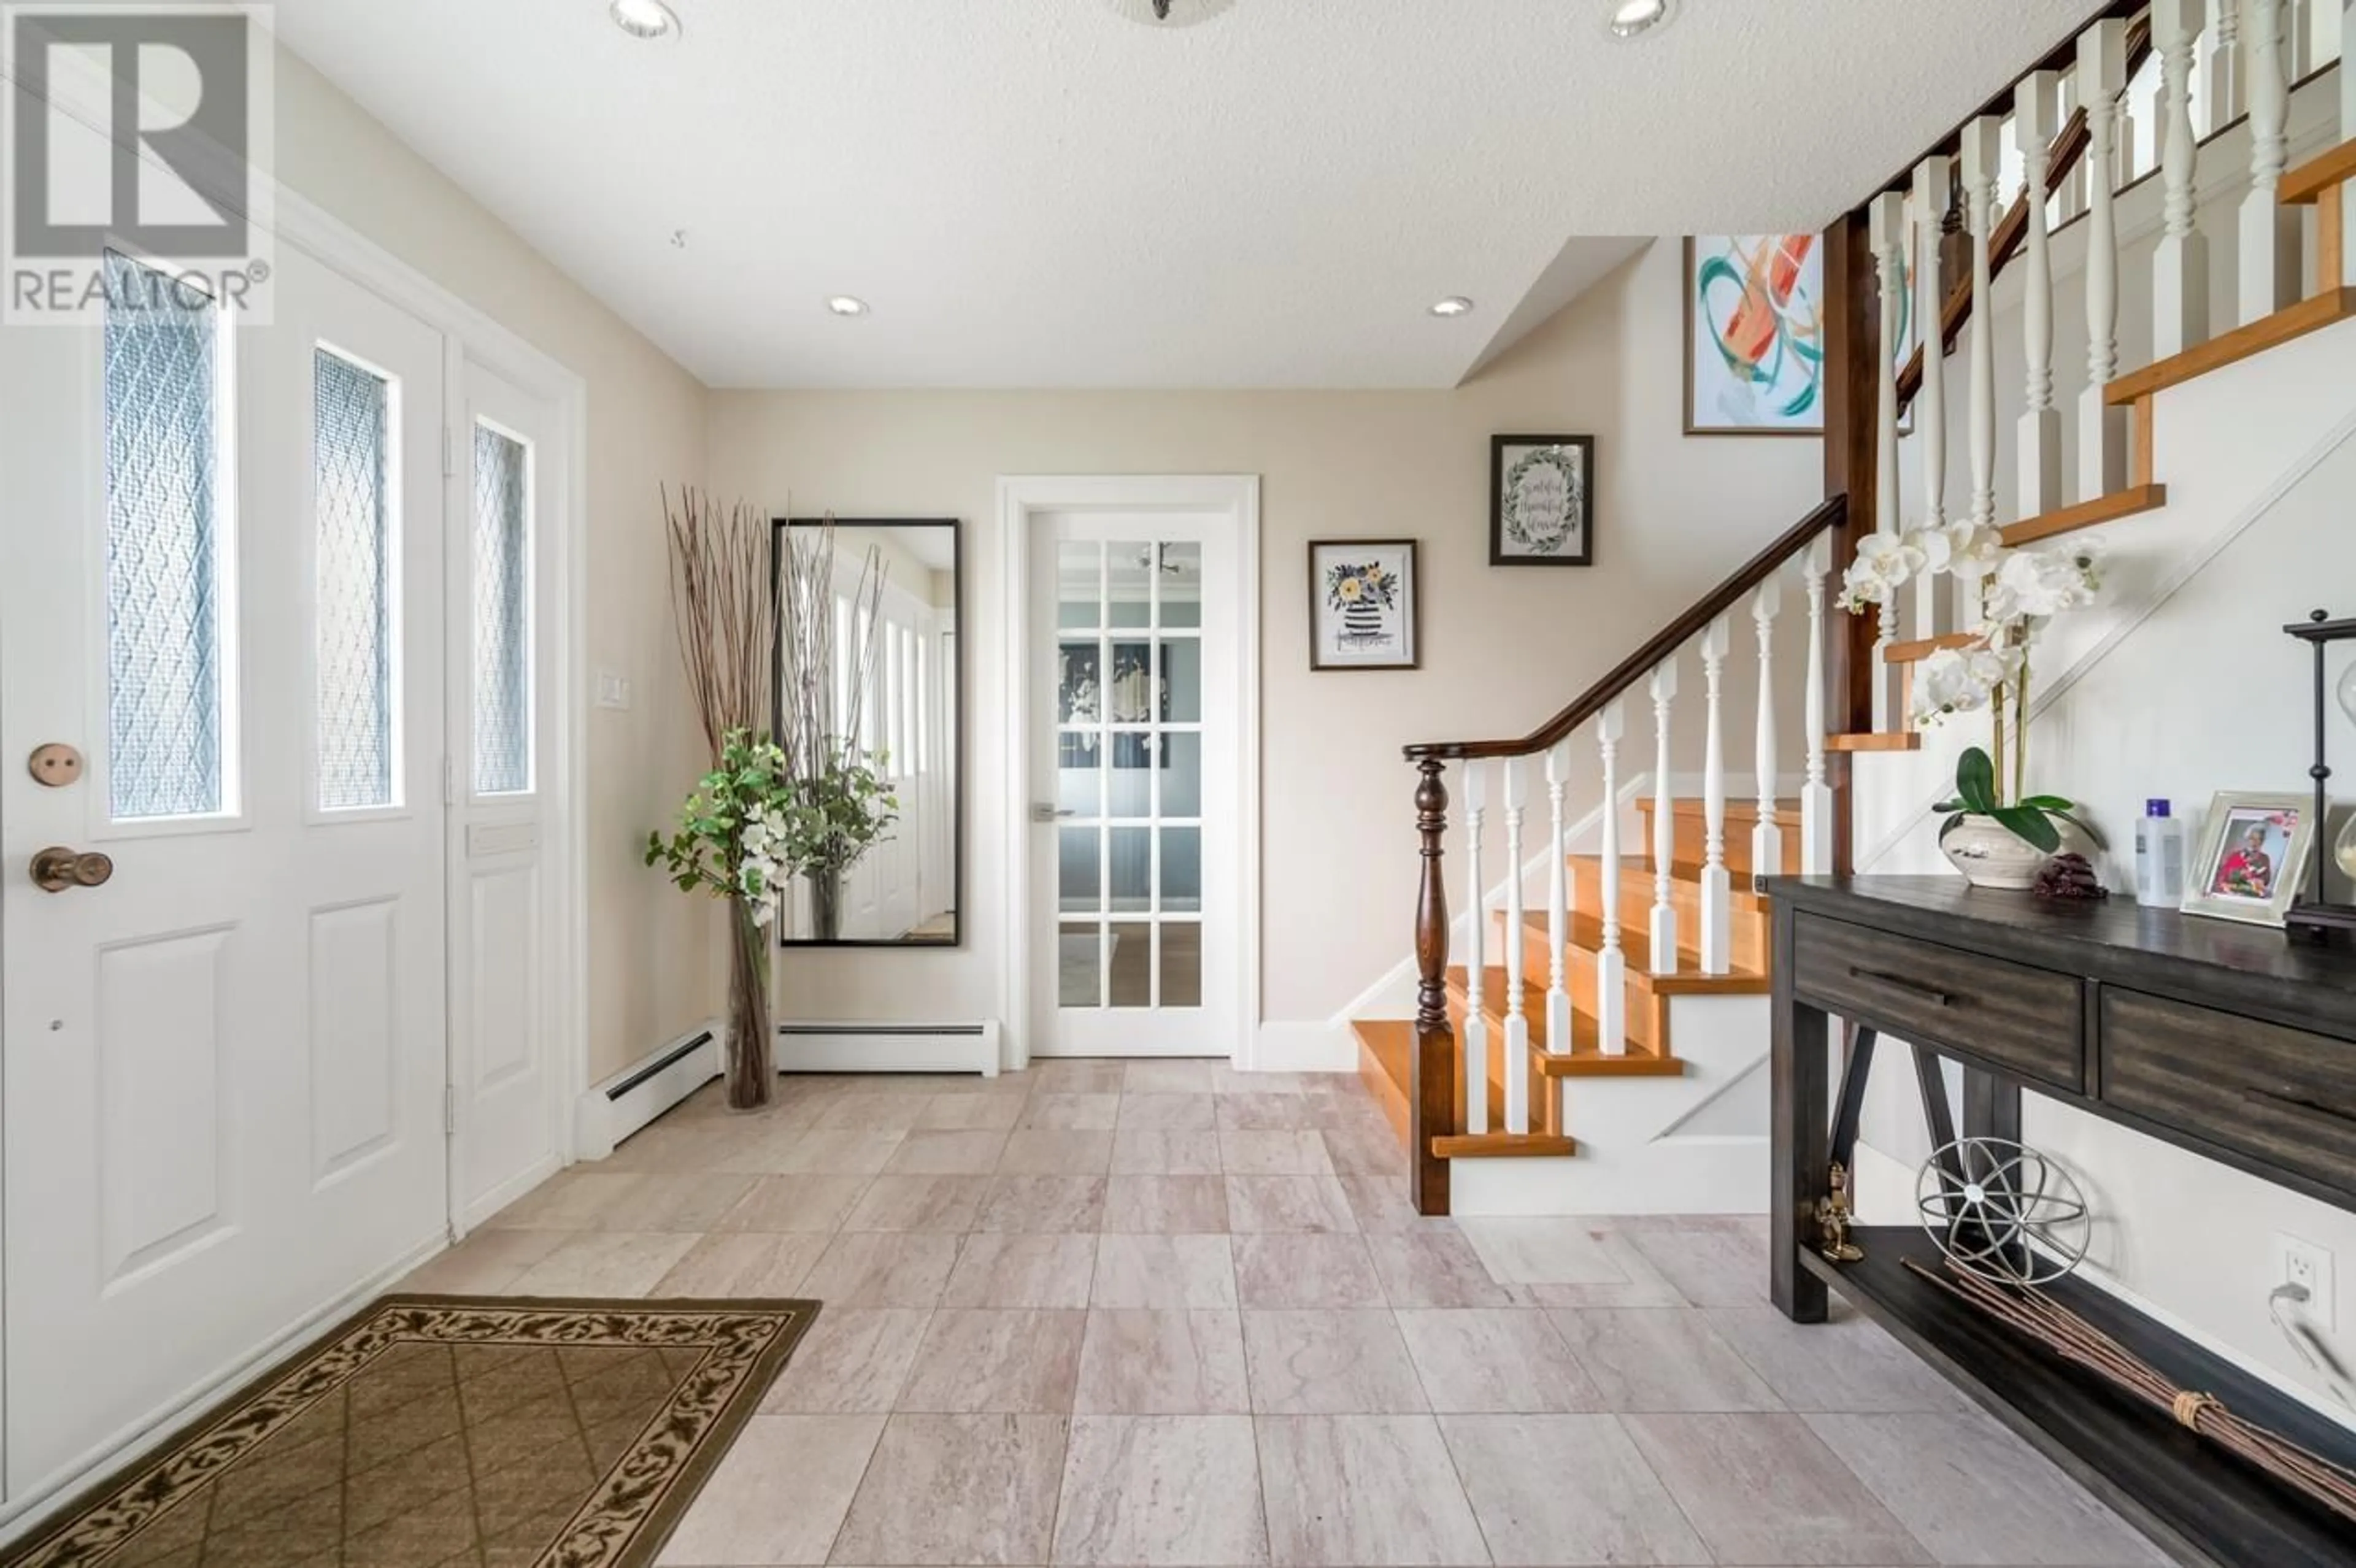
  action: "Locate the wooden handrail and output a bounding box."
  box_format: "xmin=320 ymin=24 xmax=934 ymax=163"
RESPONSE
xmin=1894 ymin=14 xmax=2155 ymax=410
xmin=1402 ymin=495 xmax=1847 ymax=763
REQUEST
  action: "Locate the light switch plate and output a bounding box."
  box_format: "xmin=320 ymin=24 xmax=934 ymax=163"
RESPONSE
xmin=595 ymin=671 xmax=632 ymax=710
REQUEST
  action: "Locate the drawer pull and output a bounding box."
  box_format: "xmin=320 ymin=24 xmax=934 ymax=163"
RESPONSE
xmin=2242 ymin=1086 xmax=2356 ymax=1131
xmin=1845 ymin=966 xmax=1954 ymax=1008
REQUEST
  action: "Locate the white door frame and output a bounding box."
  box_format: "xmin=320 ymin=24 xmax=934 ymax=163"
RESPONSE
xmin=997 ymin=475 xmax=1260 ymax=1070
xmin=0 ymin=146 xmax=588 ymax=1534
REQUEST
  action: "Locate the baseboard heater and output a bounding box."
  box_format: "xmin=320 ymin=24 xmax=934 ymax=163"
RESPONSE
xmin=775 ymin=1020 xmax=1001 ymax=1078
xmin=573 ymin=1023 xmax=721 ymax=1159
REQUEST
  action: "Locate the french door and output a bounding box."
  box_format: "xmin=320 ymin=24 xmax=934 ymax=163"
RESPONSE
xmin=0 ymin=243 xmax=449 ymax=1501
xmin=1028 ymin=511 xmax=1239 ymax=1056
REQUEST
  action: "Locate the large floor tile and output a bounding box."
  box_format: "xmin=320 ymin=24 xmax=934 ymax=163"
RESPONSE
xmin=829 ymin=1413 xmax=1068 ymax=1566
xmin=1092 ymin=1234 xmax=1238 ymax=1309
xmin=1216 ymin=1094 xmax=1326 ymax=1132
xmin=1623 ymin=1412 xmax=1931 ymax=1566
xmin=973 ymin=1174 xmax=1108 ymax=1232
xmin=840 ymin=1174 xmax=985 ymax=1232
xmin=1319 ymin=1121 xmax=1408 ymax=1177
xmin=798 ymin=1232 xmax=964 ymax=1307
xmin=507 ymin=1231 xmax=701 ymax=1297
xmin=1629 ymin=1223 xmax=1773 ymax=1308
xmin=1053 ymin=1415 xmax=1269 ymax=1565
xmin=1395 ymin=1309 xmax=1600 ymax=1413
xmin=1231 ymin=1234 xmax=1386 ymax=1308
xmin=1550 ymin=1308 xmax=1783 ymax=1413
xmin=1110 ymin=1128 xmax=1223 ymax=1175
xmin=398 ymin=1229 xmax=567 ymax=1293
xmin=652 ymin=1232 xmax=830 ymax=1296
xmin=1219 ymin=1129 xmax=1334 ymax=1175
xmin=1368 ymin=1229 xmax=1527 ymax=1308
xmin=487 ymin=1170 xmax=644 ymax=1230
xmin=766 ymin=1130 xmax=907 ymax=1176
xmin=1439 ymin=1413 xmax=1709 ymax=1566
xmin=1124 ymin=1061 xmax=1218 ymax=1094
xmin=590 ymin=1172 xmax=760 ymax=1232
xmin=1074 ymin=1309 xmax=1250 ymax=1414
xmin=1334 ymin=1173 xmax=1452 ymax=1235
xmin=999 ymin=1129 xmax=1117 ymax=1174
xmin=1225 ymin=1176 xmax=1359 ymax=1234
xmin=941 ymin=1232 xmax=1098 ymax=1307
xmin=896 ymin=1309 xmax=1087 ymax=1413
xmin=1706 ymin=1304 xmax=1974 ymax=1414
xmin=1455 ymin=1220 xmax=1680 ymax=1307
xmin=884 ymin=1129 xmax=1012 ymax=1175
xmin=760 ymin=1307 xmax=933 ymax=1414
xmin=655 ymin=1413 xmax=883 ymax=1566
xmin=1255 ymin=1415 xmax=1489 ymax=1566
xmin=915 ymin=1093 xmax=1028 ymax=1131
xmin=713 ymin=1174 xmax=872 ymax=1234
xmin=1103 ymin=1174 xmax=1231 ymax=1232
xmin=1030 ymin=1060 xmax=1129 ymax=1094
xmin=1242 ymin=1310 xmax=1428 ymax=1414
xmin=813 ymin=1093 xmax=934 ymax=1133
xmin=1020 ymin=1091 xmax=1123 ymax=1130
xmin=1808 ymin=1412 xmax=2169 ymax=1566
xmin=1118 ymin=1092 xmax=1220 ymax=1131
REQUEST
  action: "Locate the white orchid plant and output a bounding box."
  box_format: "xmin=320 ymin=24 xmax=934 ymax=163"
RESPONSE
xmin=1842 ymin=521 xmax=2104 ymax=854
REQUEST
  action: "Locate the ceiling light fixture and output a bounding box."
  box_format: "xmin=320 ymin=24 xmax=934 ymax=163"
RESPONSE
xmin=1103 ymin=0 xmax=1238 ymax=28
xmin=1429 ymin=296 xmax=1474 ymax=318
xmin=827 ymin=296 xmax=869 ymax=317
xmin=610 ymin=0 xmax=682 ymax=42
xmin=1606 ymin=0 xmax=1673 ymax=39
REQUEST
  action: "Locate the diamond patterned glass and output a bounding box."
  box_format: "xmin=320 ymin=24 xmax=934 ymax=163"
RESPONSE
xmin=471 ymin=423 xmax=530 ymax=796
xmin=313 ymin=350 xmax=395 ymax=810
xmin=103 ymin=251 xmax=225 ymax=820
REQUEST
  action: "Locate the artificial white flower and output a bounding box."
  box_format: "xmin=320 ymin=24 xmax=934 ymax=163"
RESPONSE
xmin=1944 ymin=523 xmax=2006 ymax=582
xmin=1984 ymin=542 xmax=2100 ymax=625
xmin=1910 ymin=645 xmax=2001 ymax=726
xmin=1840 ymin=532 xmax=1925 ymax=612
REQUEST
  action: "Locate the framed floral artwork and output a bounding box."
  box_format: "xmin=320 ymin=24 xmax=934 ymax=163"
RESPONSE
xmin=1490 ymin=435 xmax=1594 ymax=567
xmin=2182 ymin=792 xmax=2319 ymax=928
xmin=1308 ymin=540 xmax=1419 ymax=671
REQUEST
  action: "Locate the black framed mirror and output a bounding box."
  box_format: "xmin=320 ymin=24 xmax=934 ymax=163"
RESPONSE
xmin=772 ymin=517 xmax=961 ymax=947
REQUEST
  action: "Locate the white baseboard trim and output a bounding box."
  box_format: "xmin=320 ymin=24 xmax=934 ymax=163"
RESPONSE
xmin=1253 ymin=1020 xmax=1359 ymax=1074
xmin=572 ymin=1020 xmax=723 ymax=1162
xmin=461 ymin=1152 xmax=565 ymax=1232
xmin=0 ymin=1231 xmax=445 ymax=1543
xmin=777 ymin=1019 xmax=1002 ymax=1077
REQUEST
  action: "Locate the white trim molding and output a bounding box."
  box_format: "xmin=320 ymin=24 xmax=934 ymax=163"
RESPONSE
xmin=776 ymin=1020 xmax=1003 ymax=1077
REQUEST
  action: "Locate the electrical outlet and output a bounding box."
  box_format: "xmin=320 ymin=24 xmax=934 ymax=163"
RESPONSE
xmin=2274 ymin=1232 xmax=2336 ymax=1331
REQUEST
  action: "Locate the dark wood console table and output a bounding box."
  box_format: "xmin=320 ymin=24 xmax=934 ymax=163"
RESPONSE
xmin=1768 ymin=876 xmax=2356 ymax=1567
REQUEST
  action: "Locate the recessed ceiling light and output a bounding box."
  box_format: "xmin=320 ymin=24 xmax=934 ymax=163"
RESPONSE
xmin=669 ymin=229 xmax=688 ymax=249
xmin=1607 ymin=0 xmax=1672 ymax=38
xmin=827 ymin=296 xmax=869 ymax=317
xmin=1429 ymin=296 xmax=1474 ymax=318
xmin=1103 ymin=0 xmax=1238 ymax=28
xmin=610 ymin=0 xmax=681 ymax=42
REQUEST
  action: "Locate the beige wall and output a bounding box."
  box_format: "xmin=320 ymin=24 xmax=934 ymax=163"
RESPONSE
xmin=273 ymin=50 xmax=718 ymax=1083
xmin=707 ymin=239 xmax=1825 ymax=1034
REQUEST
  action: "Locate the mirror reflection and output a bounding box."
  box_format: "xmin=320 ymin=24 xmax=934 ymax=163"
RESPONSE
xmin=774 ymin=517 xmax=960 ymax=945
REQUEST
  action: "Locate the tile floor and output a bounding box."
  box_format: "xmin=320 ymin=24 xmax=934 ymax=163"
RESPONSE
xmin=404 ymin=1060 xmax=2168 ymax=1568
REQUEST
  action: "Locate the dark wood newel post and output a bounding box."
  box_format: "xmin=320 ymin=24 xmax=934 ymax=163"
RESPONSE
xmin=1410 ymin=757 xmax=1455 ymax=1215
xmin=1821 ymin=207 xmax=1879 ymax=878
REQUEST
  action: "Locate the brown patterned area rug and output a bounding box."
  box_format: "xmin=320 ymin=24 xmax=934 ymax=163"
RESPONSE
xmin=4 ymin=1294 xmax=820 ymax=1568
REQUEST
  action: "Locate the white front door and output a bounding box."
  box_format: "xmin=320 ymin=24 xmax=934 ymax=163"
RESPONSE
xmin=1029 ymin=513 xmax=1238 ymax=1056
xmin=0 ymin=243 xmax=449 ymax=1500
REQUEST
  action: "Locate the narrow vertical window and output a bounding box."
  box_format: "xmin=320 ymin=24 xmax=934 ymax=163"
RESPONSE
xmin=102 ymin=252 xmax=229 ymax=820
xmin=313 ymin=350 xmax=396 ymax=809
xmin=471 ymin=422 xmax=531 ymax=795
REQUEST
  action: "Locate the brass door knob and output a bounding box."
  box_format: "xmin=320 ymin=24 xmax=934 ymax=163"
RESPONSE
xmin=30 ymin=847 xmax=113 ymax=893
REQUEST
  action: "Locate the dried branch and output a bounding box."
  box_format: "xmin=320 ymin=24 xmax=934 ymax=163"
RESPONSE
xmin=776 ymin=513 xmax=889 ymax=784
xmin=662 ymin=485 xmax=776 ymax=762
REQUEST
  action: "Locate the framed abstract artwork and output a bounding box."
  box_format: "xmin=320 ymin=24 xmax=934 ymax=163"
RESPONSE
xmin=1307 ymin=539 xmax=1419 ymax=671
xmin=1490 ymin=435 xmax=1594 ymax=567
xmin=1685 ymin=234 xmax=1828 ymax=436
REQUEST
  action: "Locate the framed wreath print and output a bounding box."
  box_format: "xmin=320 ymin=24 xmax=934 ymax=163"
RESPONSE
xmin=1309 ymin=539 xmax=1419 ymax=671
xmin=1490 ymin=436 xmax=1593 ymax=567
xmin=2182 ymin=791 xmax=2319 ymax=928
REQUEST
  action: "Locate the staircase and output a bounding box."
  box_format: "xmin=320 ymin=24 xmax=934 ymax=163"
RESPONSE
xmin=1364 ymin=0 xmax=2356 ymax=1218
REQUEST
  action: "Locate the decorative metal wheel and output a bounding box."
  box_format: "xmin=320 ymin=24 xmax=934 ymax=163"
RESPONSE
xmin=1914 ymin=1137 xmax=2090 ymax=1285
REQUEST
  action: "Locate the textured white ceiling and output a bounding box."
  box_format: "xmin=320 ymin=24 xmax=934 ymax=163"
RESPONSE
xmin=271 ymin=0 xmax=2097 ymax=390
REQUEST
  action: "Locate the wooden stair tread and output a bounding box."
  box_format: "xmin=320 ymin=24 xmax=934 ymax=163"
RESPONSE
xmin=1442 ymin=968 xmax=1687 ymax=1076
xmin=1352 ymin=1020 xmax=1591 ymax=1154
xmin=1825 ymin=731 xmax=1923 ymax=753
xmin=1431 ymin=1131 xmax=1579 ymax=1159
xmin=1999 ymin=484 xmax=2168 ymax=547
xmin=1501 ymin=909 xmax=1771 ymax=994
xmin=1637 ymin=796 xmax=1798 ymax=820
xmin=2281 ymin=137 xmax=2356 ymax=205
xmin=1566 ymin=853 xmax=1774 ymax=911
xmin=1884 ymin=632 xmax=1977 ymax=664
xmin=2107 ymin=290 xmax=2356 ymax=405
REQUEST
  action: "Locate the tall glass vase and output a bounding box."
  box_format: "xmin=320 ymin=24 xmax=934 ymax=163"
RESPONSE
xmin=809 ymin=868 xmax=844 ymax=942
xmin=725 ymin=896 xmax=775 ymax=1111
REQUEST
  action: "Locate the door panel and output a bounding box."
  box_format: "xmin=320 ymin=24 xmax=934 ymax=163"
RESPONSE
xmin=1 ymin=242 xmax=448 ymax=1499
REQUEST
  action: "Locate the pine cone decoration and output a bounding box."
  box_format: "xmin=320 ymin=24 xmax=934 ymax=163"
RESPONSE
xmin=2033 ymin=852 xmax=2108 ymax=901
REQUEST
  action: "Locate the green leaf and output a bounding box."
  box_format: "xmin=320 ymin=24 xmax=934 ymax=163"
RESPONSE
xmin=1930 ymin=797 xmax=1966 ymax=815
xmin=2019 ymin=794 xmax=2077 ymax=812
xmin=2050 ymin=809 xmax=2106 ymax=851
xmin=1992 ymin=805 xmax=2061 ymax=854
xmin=1955 ymin=748 xmax=1999 ymax=815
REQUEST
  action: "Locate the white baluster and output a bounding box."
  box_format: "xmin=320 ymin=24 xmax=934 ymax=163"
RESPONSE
xmin=1499 ymin=756 xmax=1530 ymax=1135
xmin=2017 ymin=72 xmax=2063 ymax=520
xmin=1911 ymin=156 xmax=1955 ymax=637
xmin=1751 ymin=574 xmax=1785 ymax=883
xmin=1595 ymin=701 xmax=1628 ymax=1056
xmin=1868 ymin=190 xmax=1907 ymax=729
xmin=2155 ymin=0 xmax=2214 ymax=359
xmin=2057 ymin=72 xmax=2089 ymax=222
xmin=1544 ymin=740 xmax=1571 ymax=1075
xmin=2081 ymin=20 xmax=2128 ymax=500
xmin=1961 ymin=116 xmax=2002 ymax=537
xmin=1647 ymin=659 xmax=1680 ymax=975
xmin=1461 ymin=759 xmax=1488 ymax=1137
xmin=2210 ymin=0 xmax=2246 ymax=126
xmin=2241 ymin=0 xmax=2302 ymax=323
xmin=1801 ymin=534 xmax=1835 ymax=877
xmin=2290 ymin=0 xmax=2317 ymax=79
xmin=1697 ymin=616 xmax=1733 ymax=976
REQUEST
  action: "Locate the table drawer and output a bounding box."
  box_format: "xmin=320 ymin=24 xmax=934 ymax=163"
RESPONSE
xmin=1792 ymin=912 xmax=2085 ymax=1090
xmin=2100 ymin=990 xmax=2356 ymax=1201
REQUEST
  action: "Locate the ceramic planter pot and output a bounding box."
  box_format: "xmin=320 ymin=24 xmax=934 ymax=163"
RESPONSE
xmin=1941 ymin=813 xmax=2095 ymax=891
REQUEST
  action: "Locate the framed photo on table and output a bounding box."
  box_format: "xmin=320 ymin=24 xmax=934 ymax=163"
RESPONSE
xmin=1308 ymin=540 xmax=1419 ymax=671
xmin=2182 ymin=792 xmax=2319 ymax=928
xmin=1490 ymin=435 xmax=1593 ymax=567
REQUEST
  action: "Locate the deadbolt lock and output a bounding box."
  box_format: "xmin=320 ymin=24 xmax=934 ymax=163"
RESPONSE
xmin=26 ymin=744 xmax=83 ymax=788
xmin=30 ymin=847 xmax=112 ymax=893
